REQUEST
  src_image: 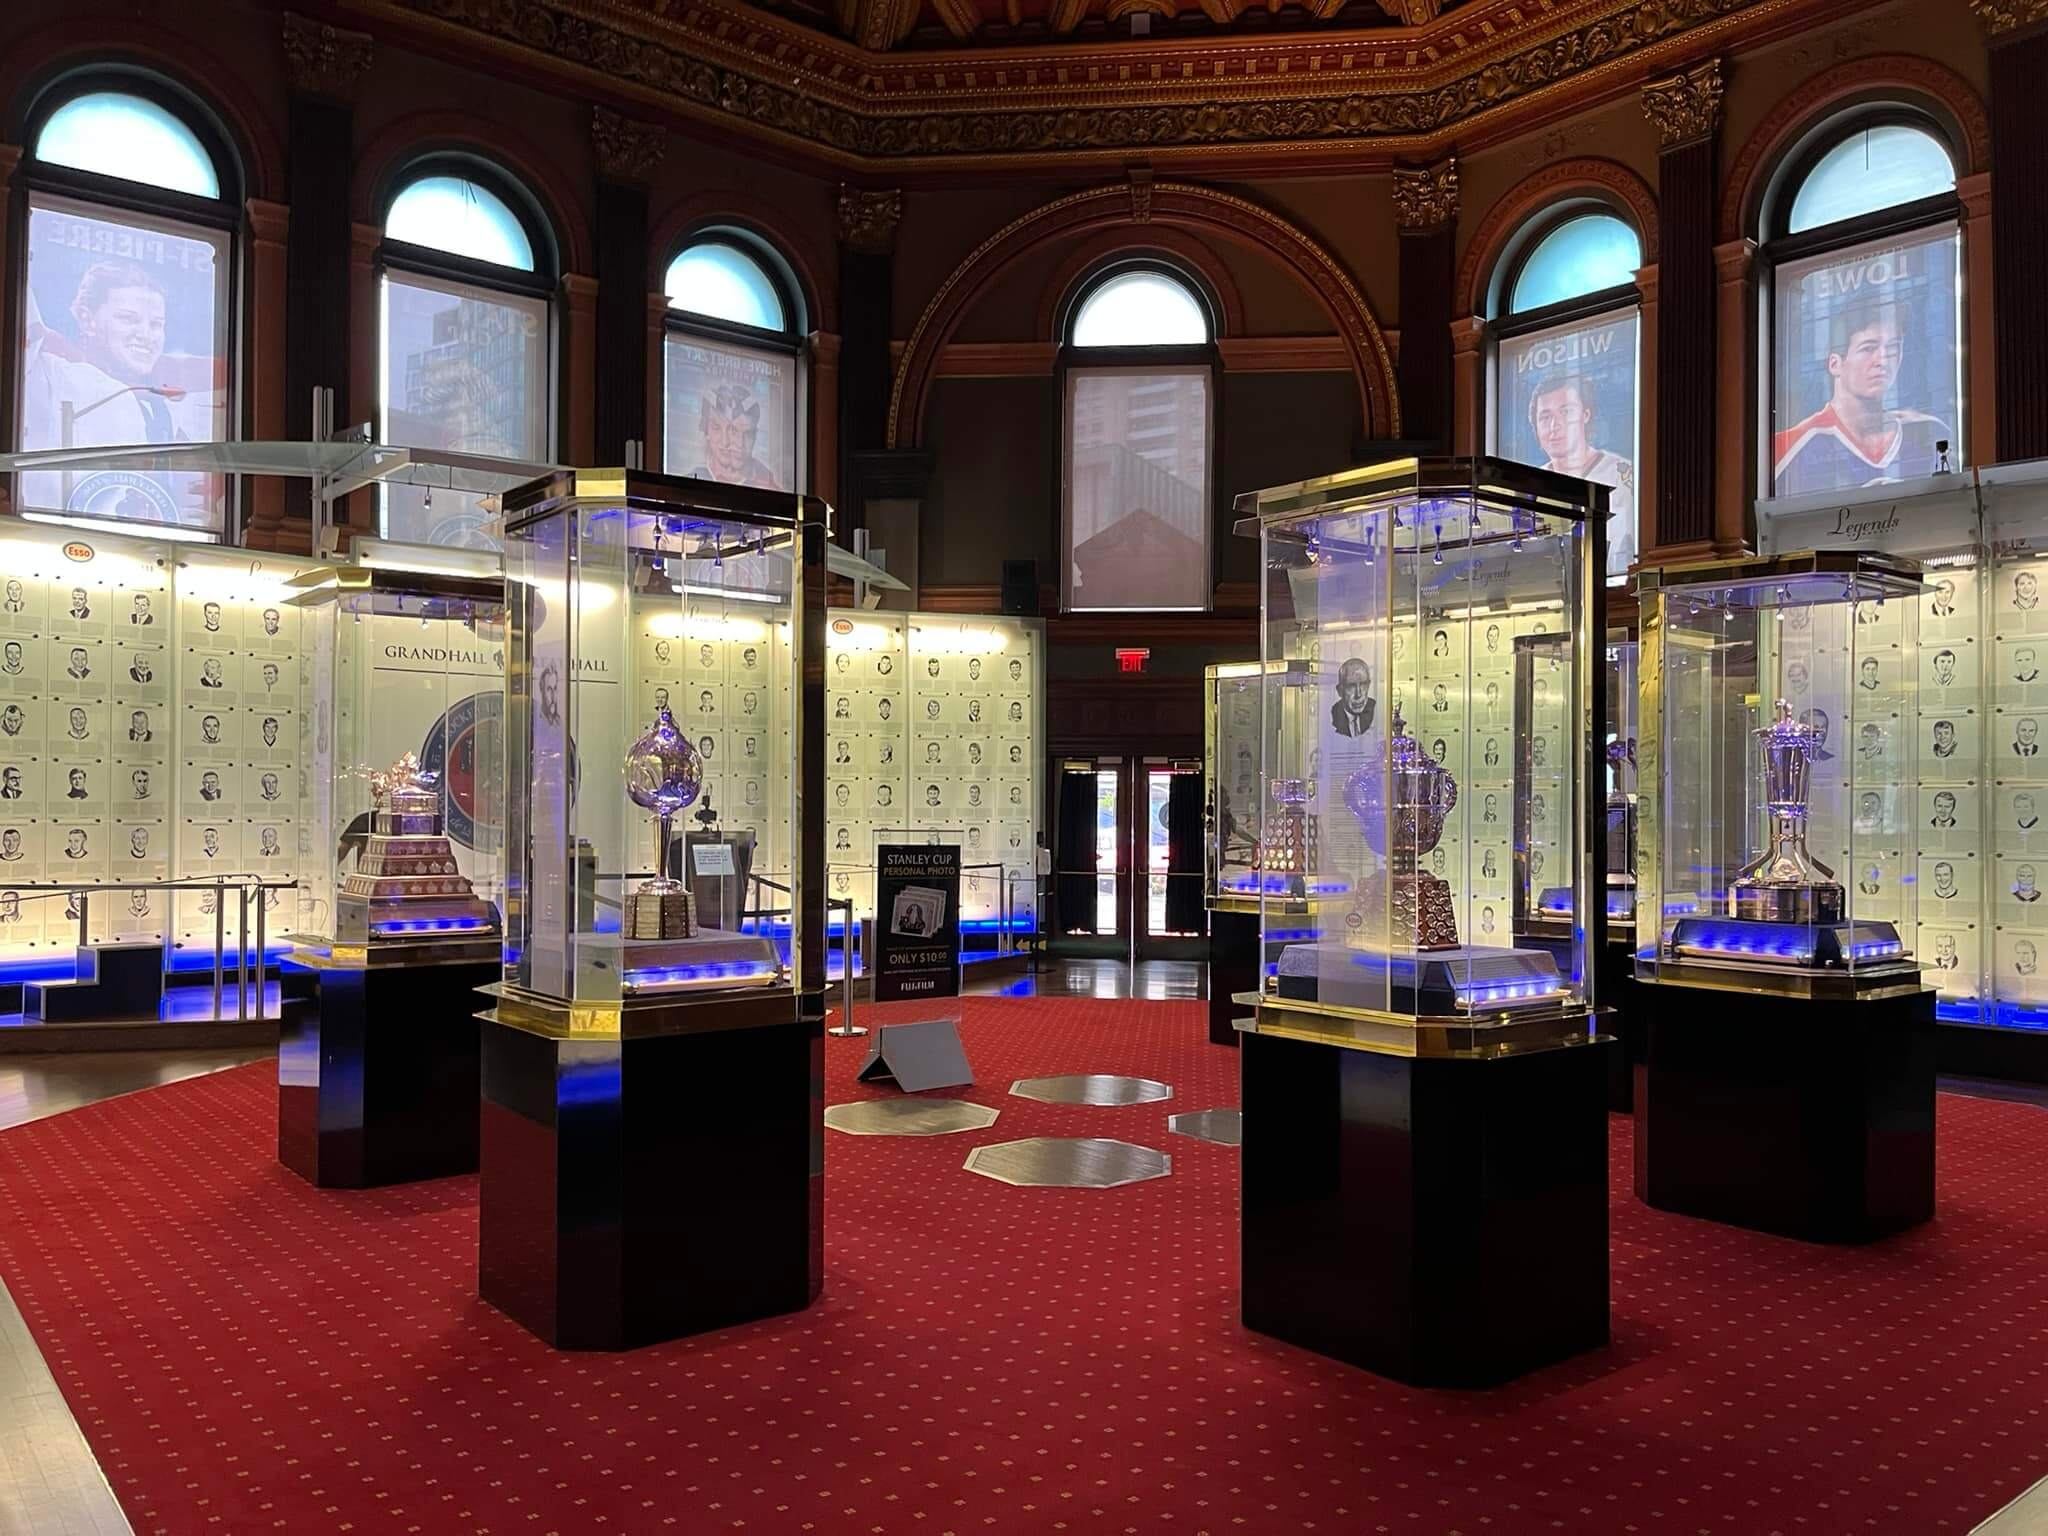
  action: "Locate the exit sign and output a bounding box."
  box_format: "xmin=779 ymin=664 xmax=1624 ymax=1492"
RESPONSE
xmin=1115 ymin=648 xmax=1150 ymax=674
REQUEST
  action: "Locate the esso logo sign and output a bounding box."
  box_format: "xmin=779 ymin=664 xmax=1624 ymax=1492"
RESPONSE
xmin=831 ymin=618 xmax=853 ymax=635
xmin=62 ymin=542 xmax=94 ymax=563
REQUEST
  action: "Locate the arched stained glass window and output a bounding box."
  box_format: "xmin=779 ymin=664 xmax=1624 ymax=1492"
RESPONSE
xmin=667 ymin=243 xmax=786 ymax=332
xmin=1070 ymin=270 xmax=1211 ymax=349
xmin=1488 ymin=207 xmax=1643 ymax=582
xmin=663 ymin=234 xmax=802 ymax=494
xmin=1766 ymin=113 xmax=1964 ymax=499
xmin=1786 ymin=124 xmax=1955 ymax=235
xmin=34 ymin=91 xmax=220 ymax=199
xmin=385 ymin=175 xmax=535 ymax=272
xmin=1507 ymin=214 xmax=1641 ymax=315
xmin=16 ymin=82 xmax=236 ymax=536
xmin=1060 ymin=264 xmax=1214 ymax=612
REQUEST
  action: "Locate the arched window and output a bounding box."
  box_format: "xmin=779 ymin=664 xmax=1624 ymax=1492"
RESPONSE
xmin=663 ymin=233 xmax=804 ymax=493
xmin=1059 ymin=263 xmax=1217 ymax=613
xmin=1764 ymin=115 xmax=1961 ymax=498
xmin=1489 ymin=209 xmax=1643 ymax=581
xmin=14 ymin=77 xmax=240 ymax=537
xmin=377 ymin=158 xmax=557 ymax=547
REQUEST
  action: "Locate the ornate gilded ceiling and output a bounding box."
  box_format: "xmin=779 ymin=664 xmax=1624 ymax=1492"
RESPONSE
xmin=373 ymin=0 xmax=1865 ymax=169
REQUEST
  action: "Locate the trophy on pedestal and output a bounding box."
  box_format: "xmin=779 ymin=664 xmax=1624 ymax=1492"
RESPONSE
xmin=1343 ymin=703 xmax=1460 ymax=951
xmin=1731 ymin=699 xmax=1843 ymax=924
xmin=335 ymin=750 xmax=499 ymax=944
xmin=624 ymin=706 xmax=703 ymax=940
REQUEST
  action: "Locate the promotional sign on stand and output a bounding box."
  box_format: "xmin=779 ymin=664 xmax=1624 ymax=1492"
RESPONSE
xmin=859 ymin=842 xmax=972 ymax=1090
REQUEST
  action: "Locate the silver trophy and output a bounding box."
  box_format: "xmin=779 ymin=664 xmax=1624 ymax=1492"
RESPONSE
xmin=624 ymin=706 xmax=703 ymax=940
xmin=1731 ymin=698 xmax=1843 ymax=923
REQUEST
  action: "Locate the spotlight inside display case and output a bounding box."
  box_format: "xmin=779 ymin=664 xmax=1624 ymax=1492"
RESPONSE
xmin=1631 ymin=549 xmax=1936 ymax=1244
xmin=482 ymin=468 xmax=824 ymax=1352
xmin=1235 ymin=456 xmax=1612 ymax=1390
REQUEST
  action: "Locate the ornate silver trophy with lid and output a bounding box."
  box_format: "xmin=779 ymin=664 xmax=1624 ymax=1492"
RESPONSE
xmin=624 ymin=705 xmax=703 ymax=940
xmin=1343 ymin=702 xmax=1460 ymax=950
xmin=1731 ymin=699 xmax=1844 ymax=924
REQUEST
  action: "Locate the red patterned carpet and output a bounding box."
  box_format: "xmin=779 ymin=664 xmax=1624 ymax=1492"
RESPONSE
xmin=2 ymin=997 xmax=2046 ymax=1535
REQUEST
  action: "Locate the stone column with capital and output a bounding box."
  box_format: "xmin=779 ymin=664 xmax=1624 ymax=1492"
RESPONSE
xmin=592 ymin=107 xmax=663 ymax=465
xmin=1392 ymin=158 xmax=1459 ymax=449
xmin=281 ymin=13 xmax=371 ymax=533
xmin=1976 ymin=0 xmax=2048 ymax=459
xmin=837 ymin=185 xmax=902 ymax=534
xmin=1642 ymin=59 xmax=1724 ymax=556
xmin=245 ymin=199 xmax=296 ymax=549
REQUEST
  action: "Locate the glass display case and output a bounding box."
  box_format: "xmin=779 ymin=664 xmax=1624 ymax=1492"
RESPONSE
xmin=1204 ymin=661 xmax=1276 ymax=908
xmin=284 ymin=545 xmax=507 ymax=960
xmin=1244 ymin=456 xmax=1605 ymax=1039
xmin=499 ymin=469 xmax=824 ymax=1014
xmin=1636 ymin=551 xmax=1927 ymax=997
xmin=1757 ymin=462 xmax=2048 ymax=1037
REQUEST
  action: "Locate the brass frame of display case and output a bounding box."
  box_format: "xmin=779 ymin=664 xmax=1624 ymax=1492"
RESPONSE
xmin=1241 ymin=998 xmax=1604 ymax=1060
xmin=496 ymin=467 xmax=831 ymax=1038
xmin=1242 ymin=454 xmax=1611 ymax=1055
xmin=1203 ymin=658 xmax=1289 ymax=918
xmin=1633 ymin=547 xmax=1928 ymax=1005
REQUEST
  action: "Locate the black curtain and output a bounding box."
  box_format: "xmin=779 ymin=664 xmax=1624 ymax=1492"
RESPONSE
xmin=1056 ymin=767 xmax=1100 ymax=933
xmin=1164 ymin=771 xmax=1205 ymax=935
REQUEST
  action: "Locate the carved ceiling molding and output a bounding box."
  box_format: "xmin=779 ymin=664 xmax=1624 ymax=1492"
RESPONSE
xmin=1968 ymin=0 xmax=2048 ymax=36
xmin=1641 ymin=57 xmax=1723 ymax=147
xmin=374 ymin=0 xmax=1855 ymax=168
xmin=592 ymin=106 xmax=667 ymax=182
xmin=1456 ymin=156 xmax=1659 ymax=313
xmin=282 ymin=11 xmax=374 ymax=100
xmin=1391 ymin=156 xmax=1458 ymax=230
xmin=1715 ymin=53 xmax=1991 ymax=240
xmin=887 ymin=179 xmax=1398 ymax=450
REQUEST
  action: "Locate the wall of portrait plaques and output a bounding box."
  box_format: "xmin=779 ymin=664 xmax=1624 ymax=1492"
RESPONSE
xmin=821 ymin=615 xmax=1042 ymax=939
xmin=1394 ymin=602 xmax=1568 ymax=948
xmin=0 ymin=523 xmax=317 ymax=962
xmin=1760 ymin=462 xmax=2048 ymax=1026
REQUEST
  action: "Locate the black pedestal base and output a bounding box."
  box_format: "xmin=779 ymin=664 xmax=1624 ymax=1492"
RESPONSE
xmin=1207 ymin=908 xmax=1259 ymax=1047
xmin=277 ymin=956 xmax=496 ymax=1188
xmin=1634 ymin=981 xmax=1935 ymax=1243
xmin=1241 ymin=1029 xmax=1612 ymax=1388
xmin=479 ymin=1009 xmax=824 ymax=1351
xmin=1601 ymin=944 xmax=1645 ymax=1113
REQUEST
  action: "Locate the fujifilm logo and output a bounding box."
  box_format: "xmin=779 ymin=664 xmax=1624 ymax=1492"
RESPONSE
xmin=1827 ymin=504 xmax=1900 ymax=543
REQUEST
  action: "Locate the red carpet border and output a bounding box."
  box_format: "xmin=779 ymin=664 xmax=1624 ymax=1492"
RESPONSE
xmin=0 ymin=996 xmax=2045 ymax=1534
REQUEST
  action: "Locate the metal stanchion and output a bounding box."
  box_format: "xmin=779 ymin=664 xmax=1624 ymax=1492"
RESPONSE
xmin=826 ymin=896 xmax=865 ymax=1037
xmin=212 ymin=878 xmax=225 ymax=1018
xmin=75 ymin=888 xmax=87 ymax=948
xmin=236 ymin=885 xmax=249 ymax=1022
xmin=254 ymin=885 xmax=267 ymax=1020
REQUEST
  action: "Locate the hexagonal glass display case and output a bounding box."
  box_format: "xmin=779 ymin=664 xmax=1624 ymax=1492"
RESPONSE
xmin=498 ymin=469 xmax=825 ymax=1015
xmin=1636 ymin=551 xmax=1928 ymax=997
xmin=1243 ymin=456 xmax=1607 ymax=1043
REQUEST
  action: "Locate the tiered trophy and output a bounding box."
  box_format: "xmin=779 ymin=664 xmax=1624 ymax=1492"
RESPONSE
xmin=1731 ymin=699 xmax=1844 ymax=923
xmin=1264 ymin=777 xmax=1317 ymax=877
xmin=1343 ymin=703 xmax=1460 ymax=951
xmin=624 ymin=706 xmax=702 ymax=940
xmin=336 ymin=751 xmax=499 ymax=944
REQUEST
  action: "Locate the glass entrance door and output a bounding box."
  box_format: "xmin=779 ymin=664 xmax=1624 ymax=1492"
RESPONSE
xmin=1055 ymin=755 xmax=1203 ymax=958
